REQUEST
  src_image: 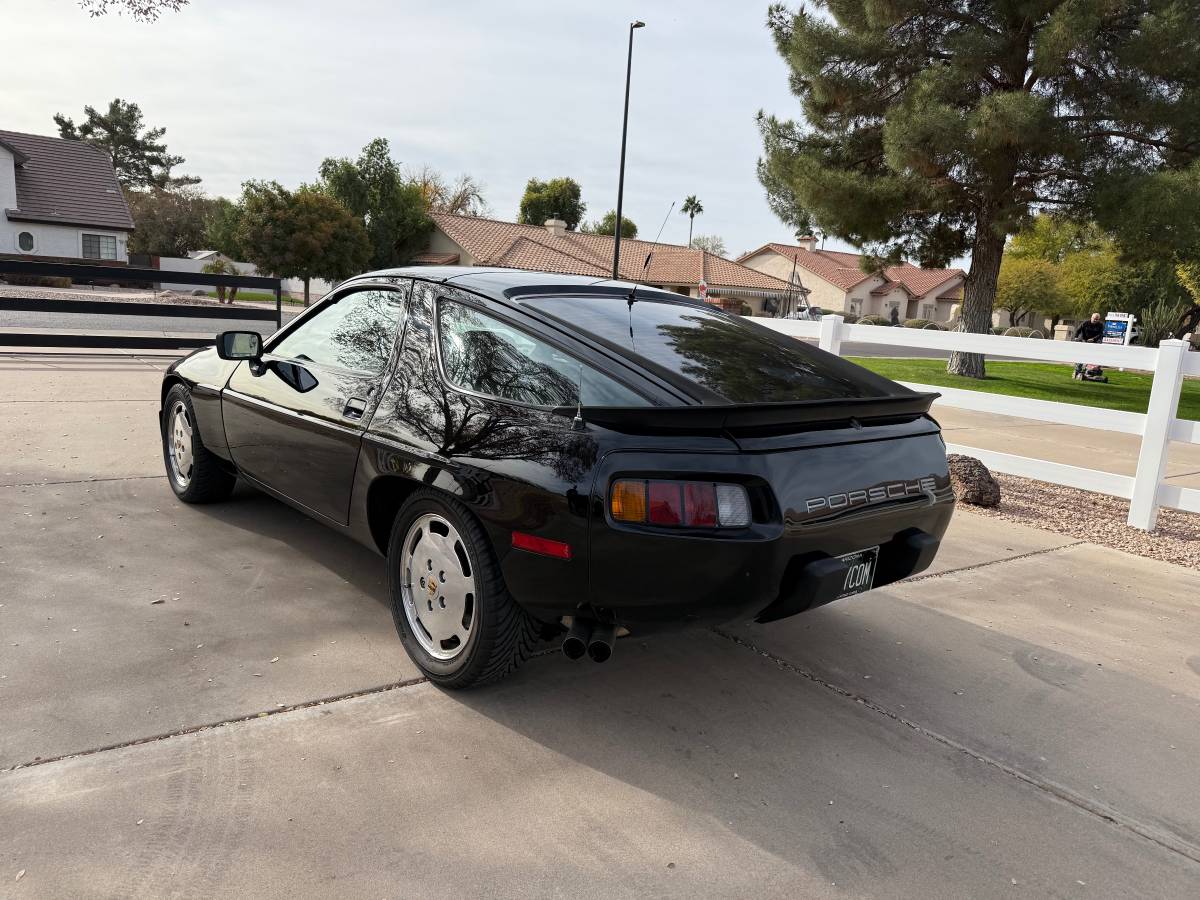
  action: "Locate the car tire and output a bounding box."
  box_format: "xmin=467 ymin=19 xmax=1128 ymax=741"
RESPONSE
xmin=387 ymin=489 xmax=540 ymax=689
xmin=162 ymin=384 xmax=236 ymax=503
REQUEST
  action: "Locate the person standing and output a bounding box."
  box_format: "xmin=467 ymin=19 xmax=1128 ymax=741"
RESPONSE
xmin=1072 ymin=312 xmax=1104 ymax=377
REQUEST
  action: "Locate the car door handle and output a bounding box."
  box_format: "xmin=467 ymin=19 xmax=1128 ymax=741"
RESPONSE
xmin=342 ymin=397 xmax=368 ymax=420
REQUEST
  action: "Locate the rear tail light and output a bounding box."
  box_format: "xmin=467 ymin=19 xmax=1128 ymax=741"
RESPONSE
xmin=611 ymin=479 xmax=751 ymax=528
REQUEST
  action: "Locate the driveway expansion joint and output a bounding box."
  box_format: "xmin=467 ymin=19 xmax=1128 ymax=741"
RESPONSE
xmin=1 ymin=474 xmax=166 ymax=489
xmin=1 ymin=647 xmax=562 ymax=775
xmin=903 ymin=539 xmax=1086 ymax=583
xmin=710 ymin=625 xmax=1200 ymax=868
xmin=2 ymin=676 xmax=430 ymax=775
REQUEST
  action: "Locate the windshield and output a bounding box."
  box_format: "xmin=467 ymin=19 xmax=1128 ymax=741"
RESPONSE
xmin=524 ymin=296 xmax=898 ymax=404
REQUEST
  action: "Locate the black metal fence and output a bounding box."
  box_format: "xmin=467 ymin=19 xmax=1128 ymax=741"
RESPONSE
xmin=0 ymin=259 xmax=284 ymax=350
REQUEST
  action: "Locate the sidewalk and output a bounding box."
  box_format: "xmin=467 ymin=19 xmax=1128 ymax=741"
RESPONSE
xmin=935 ymin=404 xmax=1200 ymax=489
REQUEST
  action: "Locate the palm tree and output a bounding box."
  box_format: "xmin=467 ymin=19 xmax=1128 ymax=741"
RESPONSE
xmin=681 ymin=195 xmax=703 ymax=247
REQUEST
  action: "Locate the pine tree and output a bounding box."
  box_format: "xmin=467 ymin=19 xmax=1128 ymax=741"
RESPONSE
xmin=758 ymin=0 xmax=1200 ymax=377
xmin=55 ymin=99 xmax=195 ymax=189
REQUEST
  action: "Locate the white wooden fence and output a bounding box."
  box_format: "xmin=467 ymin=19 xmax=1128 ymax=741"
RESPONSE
xmin=757 ymin=315 xmax=1198 ymax=531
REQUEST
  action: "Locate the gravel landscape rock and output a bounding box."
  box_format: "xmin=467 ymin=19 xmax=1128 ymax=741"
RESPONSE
xmin=0 ymin=284 xmax=256 ymax=309
xmin=946 ymin=453 xmax=1002 ymax=507
xmin=970 ymin=473 xmax=1200 ymax=569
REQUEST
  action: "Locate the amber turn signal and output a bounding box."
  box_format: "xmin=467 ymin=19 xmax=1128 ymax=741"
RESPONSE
xmin=610 ymin=479 xmax=648 ymax=523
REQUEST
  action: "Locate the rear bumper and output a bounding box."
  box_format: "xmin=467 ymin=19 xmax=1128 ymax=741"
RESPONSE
xmin=583 ymin=498 xmax=953 ymax=627
xmin=578 ymin=428 xmax=954 ymax=627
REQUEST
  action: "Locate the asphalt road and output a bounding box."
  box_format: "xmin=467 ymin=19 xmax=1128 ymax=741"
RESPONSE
xmin=1 ymin=352 xmax=1198 ymax=898
xmin=0 ymin=306 xmax=301 ymax=338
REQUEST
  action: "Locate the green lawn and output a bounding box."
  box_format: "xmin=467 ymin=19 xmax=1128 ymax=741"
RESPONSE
xmin=847 ymin=357 xmax=1200 ymax=421
xmin=203 ymin=289 xmax=306 ymax=305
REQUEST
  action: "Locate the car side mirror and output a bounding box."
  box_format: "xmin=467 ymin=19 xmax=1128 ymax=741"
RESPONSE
xmin=215 ymin=331 xmax=262 ymax=362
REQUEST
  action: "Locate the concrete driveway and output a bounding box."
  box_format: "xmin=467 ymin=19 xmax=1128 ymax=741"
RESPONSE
xmin=2 ymin=350 xmax=1198 ymax=898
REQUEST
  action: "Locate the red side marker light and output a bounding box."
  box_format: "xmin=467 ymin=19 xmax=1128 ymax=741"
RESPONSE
xmin=511 ymin=531 xmax=572 ymax=560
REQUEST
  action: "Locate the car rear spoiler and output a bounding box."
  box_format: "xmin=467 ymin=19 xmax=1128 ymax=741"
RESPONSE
xmin=560 ymin=392 xmax=940 ymax=434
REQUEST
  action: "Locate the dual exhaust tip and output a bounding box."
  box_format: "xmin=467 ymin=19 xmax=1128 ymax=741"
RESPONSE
xmin=562 ymin=618 xmax=616 ymax=663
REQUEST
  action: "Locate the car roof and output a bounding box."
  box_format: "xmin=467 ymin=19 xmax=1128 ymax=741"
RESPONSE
xmin=346 ymin=265 xmax=686 ymax=305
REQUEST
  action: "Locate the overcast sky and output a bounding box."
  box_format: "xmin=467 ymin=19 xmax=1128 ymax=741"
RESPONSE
xmin=4 ymin=0 xmax=846 ymax=257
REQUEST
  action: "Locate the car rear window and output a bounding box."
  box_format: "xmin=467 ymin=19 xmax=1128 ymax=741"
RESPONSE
xmin=523 ymin=296 xmax=893 ymax=403
xmin=438 ymin=300 xmax=651 ymax=407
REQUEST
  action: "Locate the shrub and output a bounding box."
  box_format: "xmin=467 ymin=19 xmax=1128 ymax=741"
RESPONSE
xmin=2 ymin=274 xmax=72 ymax=288
xmin=858 ymin=314 xmax=890 ymax=326
xmin=841 ymin=313 xmax=859 ymax=324
xmin=992 ymin=325 xmax=1044 ymax=338
xmin=903 ymin=318 xmax=942 ymax=330
xmin=1138 ymin=297 xmax=1188 ymax=347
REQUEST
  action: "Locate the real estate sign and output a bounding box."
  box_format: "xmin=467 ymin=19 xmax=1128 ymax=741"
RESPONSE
xmin=1103 ymin=311 xmax=1136 ymax=345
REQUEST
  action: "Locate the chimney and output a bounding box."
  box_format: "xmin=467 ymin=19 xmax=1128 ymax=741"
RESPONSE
xmin=796 ymin=235 xmax=818 ymax=252
xmin=544 ymin=218 xmax=568 ymax=237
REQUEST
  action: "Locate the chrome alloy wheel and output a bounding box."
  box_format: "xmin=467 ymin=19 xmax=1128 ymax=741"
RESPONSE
xmin=167 ymin=400 xmax=194 ymax=489
xmin=400 ymin=513 xmax=476 ymax=661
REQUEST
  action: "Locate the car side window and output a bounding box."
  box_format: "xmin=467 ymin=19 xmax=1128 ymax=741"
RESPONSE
xmin=437 ymin=300 xmax=650 ymax=407
xmin=271 ymin=288 xmax=405 ymax=374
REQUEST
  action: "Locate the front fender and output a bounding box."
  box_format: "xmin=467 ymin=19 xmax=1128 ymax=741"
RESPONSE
xmin=161 ymin=347 xmax=241 ymax=462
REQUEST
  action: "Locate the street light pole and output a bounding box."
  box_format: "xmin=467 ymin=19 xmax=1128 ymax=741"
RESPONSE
xmin=612 ymin=19 xmax=645 ymax=280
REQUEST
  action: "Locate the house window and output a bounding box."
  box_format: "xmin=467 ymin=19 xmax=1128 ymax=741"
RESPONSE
xmin=848 ymin=299 xmax=862 ymax=316
xmin=17 ymin=231 xmax=35 ymax=252
xmin=922 ymin=304 xmax=936 ymax=319
xmin=82 ymin=233 xmax=118 ymax=260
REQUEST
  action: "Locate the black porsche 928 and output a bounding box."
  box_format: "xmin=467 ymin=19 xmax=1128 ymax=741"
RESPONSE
xmin=160 ymin=267 xmax=954 ymax=687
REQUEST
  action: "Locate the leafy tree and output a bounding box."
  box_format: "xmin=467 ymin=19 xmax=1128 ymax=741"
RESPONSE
xmin=1057 ymin=240 xmax=1188 ymax=319
xmin=1178 ymin=263 xmax=1200 ymax=304
xmin=995 ymin=256 xmax=1067 ymax=327
xmin=690 ymin=234 xmax=727 ymax=257
xmin=204 ymin=197 xmax=245 ymax=259
xmin=236 ymin=182 xmax=370 ymax=306
xmin=517 ymin=177 xmax=585 ymax=230
xmin=1007 ymin=216 xmax=1099 ymax=265
xmin=319 ymin=138 xmax=433 ymax=270
xmin=583 ymin=210 xmax=637 ymax=238
xmin=681 ymin=195 xmax=703 ymax=246
xmin=409 ymin=166 xmax=489 ymax=216
xmin=758 ymin=1 xmax=1200 ymax=378
xmin=77 ymin=0 xmax=187 ymax=20
xmin=125 ymin=187 xmax=214 ymax=257
xmin=55 ymin=99 xmax=196 ymax=189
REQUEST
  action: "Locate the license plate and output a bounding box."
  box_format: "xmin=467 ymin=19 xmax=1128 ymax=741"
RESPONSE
xmin=836 ymin=546 xmax=879 ymax=599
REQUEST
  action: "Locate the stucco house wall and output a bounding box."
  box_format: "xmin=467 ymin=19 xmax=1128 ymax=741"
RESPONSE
xmin=1 ymin=219 xmax=129 ymax=262
xmin=426 ymin=229 xmax=478 ymax=265
xmin=0 ymin=146 xmax=16 ymax=217
xmin=736 ymin=248 xmax=845 ymax=312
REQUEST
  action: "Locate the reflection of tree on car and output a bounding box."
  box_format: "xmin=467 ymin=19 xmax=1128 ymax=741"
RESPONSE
xmin=441 ymin=322 xmax=577 ymax=408
xmin=654 ymin=315 xmax=864 ymax=403
xmin=377 ymin=304 xmax=595 ymax=487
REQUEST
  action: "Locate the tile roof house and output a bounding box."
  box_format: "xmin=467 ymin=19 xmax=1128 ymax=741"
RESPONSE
xmin=419 ymin=213 xmax=799 ymax=313
xmin=0 ymin=129 xmax=134 ymax=265
xmin=737 ymin=237 xmax=965 ymax=322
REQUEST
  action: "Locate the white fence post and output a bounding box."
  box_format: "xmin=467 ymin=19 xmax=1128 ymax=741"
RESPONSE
xmin=818 ymin=314 xmax=844 ymax=356
xmin=1128 ymin=339 xmax=1187 ymax=530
